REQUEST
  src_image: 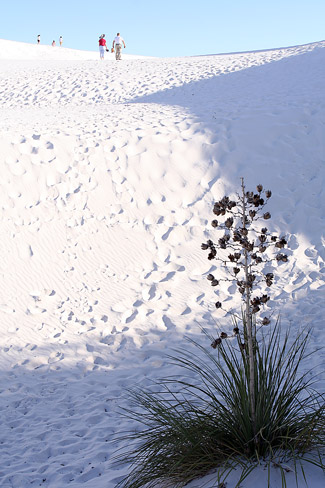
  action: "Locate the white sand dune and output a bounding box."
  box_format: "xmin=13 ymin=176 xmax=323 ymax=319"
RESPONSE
xmin=0 ymin=38 xmax=324 ymax=487
xmin=0 ymin=38 xmax=147 ymax=61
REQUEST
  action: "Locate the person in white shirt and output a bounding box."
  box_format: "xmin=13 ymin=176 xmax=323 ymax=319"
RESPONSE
xmin=112 ymin=33 xmax=126 ymax=60
xmin=59 ymin=36 xmax=63 ymax=46
xmin=37 ymin=35 xmax=40 ymax=44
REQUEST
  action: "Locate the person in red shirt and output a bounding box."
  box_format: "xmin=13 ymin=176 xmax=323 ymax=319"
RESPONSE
xmin=99 ymin=34 xmax=108 ymax=60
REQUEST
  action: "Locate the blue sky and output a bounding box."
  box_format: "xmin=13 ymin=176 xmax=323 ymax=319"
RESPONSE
xmin=2 ymin=0 xmax=325 ymax=57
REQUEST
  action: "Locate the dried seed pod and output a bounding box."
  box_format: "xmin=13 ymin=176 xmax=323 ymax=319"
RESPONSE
xmin=225 ymin=217 xmax=234 ymax=228
xmin=262 ymin=317 xmax=271 ymax=325
xmin=220 ymin=332 xmax=228 ymax=339
xmin=234 ymin=252 xmax=241 ymax=260
xmin=265 ymin=190 xmax=272 ymax=198
xmin=228 ymin=254 xmax=235 ymax=262
xmin=237 ymin=280 xmax=245 ymax=294
xmin=248 ymin=274 xmax=256 ymax=283
xmin=218 ymin=239 xmax=227 ymax=249
xmin=211 ymin=220 xmax=218 ymax=228
xmin=211 ymin=279 xmax=219 ymax=286
xmin=261 ymin=227 xmax=268 ymax=234
xmin=215 ymin=301 xmax=222 ymax=309
xmin=221 ymin=196 xmax=230 ymax=206
xmin=252 ymin=194 xmax=260 ymax=206
xmin=207 ymin=274 xmax=214 ymax=281
xmin=233 ymin=267 xmax=240 ymax=275
xmin=265 ymin=276 xmax=273 ymax=286
xmin=211 ymin=338 xmax=222 ymax=348
xmin=252 ymin=305 xmax=260 ymax=313
xmin=257 ymin=184 xmax=263 ymax=192
xmin=240 ymin=342 xmax=246 ymax=351
xmin=249 ymin=210 xmax=256 ymax=218
xmin=260 ymin=294 xmax=269 ymax=303
xmin=276 ymin=253 xmax=288 ymax=262
xmin=263 ymin=212 xmax=271 ymax=220
xmin=201 ymin=243 xmax=209 ymax=250
xmin=259 ymin=245 xmax=266 ymax=253
xmin=275 ymin=237 xmax=287 ymax=249
xmin=233 ymin=327 xmax=239 ymax=335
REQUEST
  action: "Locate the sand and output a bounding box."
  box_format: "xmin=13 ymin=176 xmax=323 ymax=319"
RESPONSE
xmin=0 ymin=38 xmax=324 ymax=487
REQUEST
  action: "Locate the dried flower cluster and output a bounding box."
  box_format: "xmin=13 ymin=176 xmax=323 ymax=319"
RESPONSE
xmin=201 ymin=179 xmax=288 ymax=348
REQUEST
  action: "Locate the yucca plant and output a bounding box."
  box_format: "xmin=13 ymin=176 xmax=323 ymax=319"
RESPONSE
xmin=201 ymin=178 xmax=289 ymax=435
xmin=112 ymin=180 xmax=325 ymax=487
xmin=113 ymin=321 xmax=325 ymax=487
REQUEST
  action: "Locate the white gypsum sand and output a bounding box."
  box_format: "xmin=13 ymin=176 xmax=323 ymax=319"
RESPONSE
xmin=0 ymin=38 xmax=324 ymax=487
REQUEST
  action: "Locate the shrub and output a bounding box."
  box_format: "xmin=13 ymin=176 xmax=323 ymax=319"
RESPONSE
xmin=201 ymin=179 xmax=289 ymax=436
xmin=113 ymin=321 xmax=325 ymax=487
xmin=113 ymin=180 xmax=325 ymax=487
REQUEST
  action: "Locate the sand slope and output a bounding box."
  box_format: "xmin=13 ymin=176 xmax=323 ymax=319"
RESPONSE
xmin=0 ymin=39 xmax=324 ymax=487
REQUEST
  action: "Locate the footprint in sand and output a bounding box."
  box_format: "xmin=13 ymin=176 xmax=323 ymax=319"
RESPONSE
xmin=181 ymin=306 xmax=191 ymax=315
xmin=160 ymin=271 xmax=176 ymax=283
xmin=26 ymin=305 xmax=47 ymax=315
xmin=142 ymin=284 xmax=156 ymax=301
xmin=121 ymin=309 xmax=138 ymax=324
xmin=48 ymin=351 xmax=64 ymax=364
xmin=305 ymin=247 xmax=318 ymax=260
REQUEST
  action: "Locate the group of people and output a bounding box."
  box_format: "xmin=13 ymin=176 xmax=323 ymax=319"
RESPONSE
xmin=36 ymin=32 xmax=126 ymax=60
xmin=99 ymin=33 xmax=126 ymax=60
xmin=37 ymin=35 xmax=63 ymax=47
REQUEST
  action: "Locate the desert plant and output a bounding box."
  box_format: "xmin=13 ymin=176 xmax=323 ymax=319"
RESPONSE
xmin=113 ymin=179 xmax=325 ymax=487
xmin=113 ymin=323 xmax=325 ymax=487
xmin=201 ymin=178 xmax=288 ymax=435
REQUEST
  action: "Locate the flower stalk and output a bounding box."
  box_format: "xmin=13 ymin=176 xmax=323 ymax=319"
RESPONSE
xmin=201 ymin=178 xmax=289 ymax=438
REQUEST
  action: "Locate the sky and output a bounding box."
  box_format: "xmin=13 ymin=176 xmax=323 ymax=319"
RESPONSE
xmin=2 ymin=0 xmax=325 ymax=57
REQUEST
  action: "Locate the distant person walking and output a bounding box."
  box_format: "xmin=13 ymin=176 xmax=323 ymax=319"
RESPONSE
xmin=112 ymin=33 xmax=126 ymax=60
xmin=37 ymin=35 xmax=40 ymax=44
xmin=52 ymin=40 xmax=56 ymax=47
xmin=98 ymin=34 xmax=108 ymax=60
xmin=59 ymin=36 xmax=63 ymax=46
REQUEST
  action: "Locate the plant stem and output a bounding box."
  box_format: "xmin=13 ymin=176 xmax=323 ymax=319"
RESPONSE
xmin=241 ymin=177 xmax=256 ymax=437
